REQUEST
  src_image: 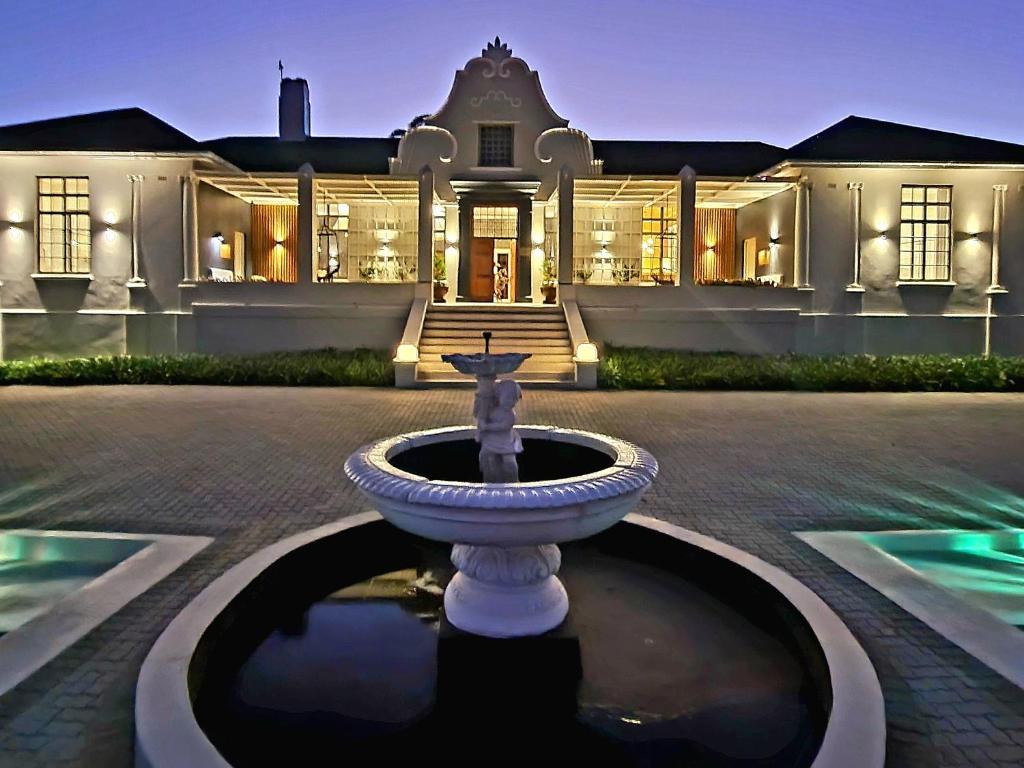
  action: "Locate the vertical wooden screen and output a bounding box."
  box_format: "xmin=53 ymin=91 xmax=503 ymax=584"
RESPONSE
xmin=251 ymin=204 xmax=298 ymax=282
xmin=692 ymin=208 xmax=736 ymax=283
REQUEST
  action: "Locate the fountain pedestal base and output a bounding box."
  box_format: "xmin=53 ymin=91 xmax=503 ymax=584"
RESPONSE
xmin=444 ymin=543 xmax=569 ymax=638
xmin=436 ymin=613 xmax=581 ymax=720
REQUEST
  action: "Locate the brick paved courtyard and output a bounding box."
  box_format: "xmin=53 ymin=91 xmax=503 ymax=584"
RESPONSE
xmin=1 ymin=386 xmax=1023 ymax=767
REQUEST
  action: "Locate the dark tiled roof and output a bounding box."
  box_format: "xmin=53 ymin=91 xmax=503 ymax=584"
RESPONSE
xmin=201 ymin=136 xmax=399 ymax=174
xmin=787 ymin=116 xmax=1024 ymax=164
xmin=0 ymin=108 xmax=200 ymax=152
xmin=591 ymin=140 xmax=786 ymax=177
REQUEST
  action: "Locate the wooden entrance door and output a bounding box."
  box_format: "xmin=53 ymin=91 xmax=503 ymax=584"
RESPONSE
xmin=469 ymin=237 xmax=495 ymax=300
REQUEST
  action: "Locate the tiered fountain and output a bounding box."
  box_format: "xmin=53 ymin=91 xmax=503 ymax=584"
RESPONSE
xmin=344 ymin=331 xmax=658 ymax=637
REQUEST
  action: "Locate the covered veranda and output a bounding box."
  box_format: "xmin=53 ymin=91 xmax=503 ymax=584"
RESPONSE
xmin=186 ymin=171 xmax=422 ymax=286
xmin=570 ymin=175 xmax=799 ymax=287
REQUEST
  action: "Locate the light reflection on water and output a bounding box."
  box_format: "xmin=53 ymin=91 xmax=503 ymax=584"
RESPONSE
xmin=0 ymin=533 xmax=144 ymax=634
xmin=864 ymin=531 xmax=1024 ymax=627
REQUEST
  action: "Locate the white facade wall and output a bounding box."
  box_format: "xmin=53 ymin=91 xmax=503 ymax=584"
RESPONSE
xmin=0 ymin=153 xmax=193 ymax=358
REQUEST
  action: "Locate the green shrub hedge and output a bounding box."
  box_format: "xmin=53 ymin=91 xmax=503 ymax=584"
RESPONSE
xmin=4 ymin=346 xmax=1021 ymax=392
xmin=0 ymin=348 xmax=394 ymax=387
xmin=598 ymin=346 xmax=1024 ymax=392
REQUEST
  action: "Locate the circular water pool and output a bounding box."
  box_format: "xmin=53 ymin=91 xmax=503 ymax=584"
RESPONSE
xmin=189 ymin=521 xmax=833 ymax=767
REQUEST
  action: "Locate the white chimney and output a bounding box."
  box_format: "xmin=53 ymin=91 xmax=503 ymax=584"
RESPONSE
xmin=279 ymin=78 xmax=310 ymax=141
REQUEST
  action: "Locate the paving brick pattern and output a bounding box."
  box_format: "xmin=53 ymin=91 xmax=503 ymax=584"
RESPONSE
xmin=0 ymin=387 xmax=1023 ymax=767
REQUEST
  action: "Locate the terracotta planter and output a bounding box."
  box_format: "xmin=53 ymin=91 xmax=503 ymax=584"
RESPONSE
xmin=541 ymin=284 xmax=557 ymax=304
xmin=433 ymin=282 xmax=449 ymax=302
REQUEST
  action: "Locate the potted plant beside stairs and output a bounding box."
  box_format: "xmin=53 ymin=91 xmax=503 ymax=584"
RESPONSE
xmin=541 ymin=254 xmax=557 ymax=304
xmin=433 ymin=252 xmax=449 ymax=302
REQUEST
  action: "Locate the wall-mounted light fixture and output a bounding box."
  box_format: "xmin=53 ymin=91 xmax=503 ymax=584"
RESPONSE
xmin=444 ymin=245 xmax=458 ymax=259
xmin=532 ymin=234 xmax=544 ymax=246
xmin=446 ymin=233 xmax=458 ymax=245
xmin=213 ymin=232 xmax=225 ymax=243
xmin=769 ymin=235 xmax=780 ymax=247
xmin=7 ymin=209 xmax=23 ymax=224
xmin=878 ymin=231 xmax=889 ymax=240
xmin=969 ymin=232 xmax=981 ymax=241
xmin=531 ymin=247 xmax=544 ymax=260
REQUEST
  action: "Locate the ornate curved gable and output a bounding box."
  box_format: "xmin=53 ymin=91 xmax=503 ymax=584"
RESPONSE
xmin=426 ymin=37 xmax=569 ymax=132
xmin=391 ymin=38 xmax=595 ymax=199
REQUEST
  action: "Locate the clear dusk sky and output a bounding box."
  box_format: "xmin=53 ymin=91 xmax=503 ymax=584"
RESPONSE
xmin=0 ymin=0 xmax=1021 ymax=147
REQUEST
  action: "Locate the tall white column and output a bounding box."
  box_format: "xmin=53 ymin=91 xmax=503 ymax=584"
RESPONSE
xmin=417 ymin=165 xmax=434 ymax=284
xmin=678 ymin=165 xmax=696 ymax=286
xmin=557 ymin=165 xmax=574 ymax=286
xmin=794 ymin=177 xmax=811 ymax=288
xmin=848 ymin=182 xmax=863 ymax=288
xmin=297 ymin=163 xmax=315 ymax=285
xmin=990 ymin=184 xmax=1008 ymax=290
xmin=128 ymin=174 xmax=145 ymax=286
xmin=180 ymin=174 xmax=199 ymax=284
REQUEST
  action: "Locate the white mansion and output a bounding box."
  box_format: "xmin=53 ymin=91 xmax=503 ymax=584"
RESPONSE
xmin=1 ymin=39 xmax=1022 ymax=386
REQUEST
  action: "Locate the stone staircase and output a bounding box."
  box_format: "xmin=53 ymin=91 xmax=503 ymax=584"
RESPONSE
xmin=417 ymin=304 xmax=576 ymax=385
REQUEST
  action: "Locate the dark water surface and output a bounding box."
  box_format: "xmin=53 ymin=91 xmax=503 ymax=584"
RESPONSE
xmin=389 ymin=437 xmax=615 ymax=483
xmin=195 ymin=523 xmax=828 ymax=767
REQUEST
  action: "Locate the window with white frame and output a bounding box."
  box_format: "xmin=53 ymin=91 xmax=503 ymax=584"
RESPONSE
xmin=478 ymin=125 xmax=514 ymax=167
xmin=37 ymin=177 xmax=91 ymax=273
xmin=899 ymin=185 xmax=951 ymax=281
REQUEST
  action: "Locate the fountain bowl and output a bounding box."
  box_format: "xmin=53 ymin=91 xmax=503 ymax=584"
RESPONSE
xmin=343 ymin=425 xmax=658 ymax=547
xmin=440 ymin=352 xmax=531 ymax=377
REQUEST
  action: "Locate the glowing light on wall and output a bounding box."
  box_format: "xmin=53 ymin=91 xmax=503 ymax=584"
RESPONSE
xmin=531 ymin=247 xmax=544 ymax=260
xmin=7 ymin=209 xmax=23 ymax=223
xmin=103 ymin=210 xmax=118 ymax=225
xmin=445 ymin=245 xmax=458 ymax=259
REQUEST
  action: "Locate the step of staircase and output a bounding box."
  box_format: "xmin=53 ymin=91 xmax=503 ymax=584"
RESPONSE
xmin=419 ymin=340 xmax=572 ymax=353
xmin=415 ymin=370 xmax=577 ymax=387
xmin=418 ymin=358 xmax=574 ymax=374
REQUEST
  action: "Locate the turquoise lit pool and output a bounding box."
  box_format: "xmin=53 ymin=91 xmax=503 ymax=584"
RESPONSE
xmin=862 ymin=530 xmax=1024 ymax=628
xmin=0 ymin=529 xmax=212 ymax=696
xmin=0 ymin=532 xmax=146 ymax=635
xmin=798 ymin=529 xmax=1024 ymax=690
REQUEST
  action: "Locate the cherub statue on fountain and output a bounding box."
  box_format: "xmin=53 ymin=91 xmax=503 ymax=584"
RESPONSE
xmin=477 ymin=378 xmax=523 ymax=482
